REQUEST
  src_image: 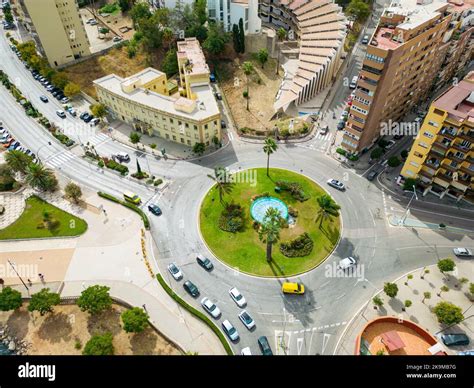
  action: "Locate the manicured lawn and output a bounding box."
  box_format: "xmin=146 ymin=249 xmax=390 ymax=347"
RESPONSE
xmin=200 ymin=168 xmax=340 ymax=277
xmin=0 ymin=196 xmax=88 ymax=240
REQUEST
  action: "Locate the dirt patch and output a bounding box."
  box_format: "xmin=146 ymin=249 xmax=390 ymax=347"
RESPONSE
xmin=220 ymin=54 xmax=283 ymax=133
xmin=0 ymin=304 xmax=181 ymax=355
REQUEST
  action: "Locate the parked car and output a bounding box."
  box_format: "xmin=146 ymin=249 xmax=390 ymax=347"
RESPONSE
xmin=319 ymin=125 xmax=329 ymax=135
xmin=46 ymin=85 xmax=55 ymax=92
xmin=89 ymin=20 xmax=98 ymax=26
xmin=167 ymin=263 xmax=183 ymax=280
xmin=79 ymin=112 xmax=90 ymax=120
xmin=258 ymin=336 xmax=273 ymax=355
xmin=113 ymin=152 xmax=130 ymax=162
xmin=367 ymin=170 xmax=378 ymax=181
xmin=60 ymin=97 xmax=70 ymax=104
xmin=112 ymin=36 xmax=122 ymax=43
xmin=337 ymin=121 xmax=346 ymax=130
xmin=209 ymin=73 xmax=216 ymax=83
xmin=196 ymin=254 xmax=213 ymax=271
xmin=214 ymin=92 xmax=222 ymax=100
xmin=361 ymin=35 xmax=369 ymax=44
xmin=337 ymin=257 xmax=357 ymax=270
xmin=56 ymin=110 xmax=66 ymax=119
xmin=453 ymin=248 xmax=472 ymax=257
xmin=238 ymin=310 xmax=255 ymax=330
xmin=441 ymin=334 xmax=470 ymax=347
xmin=349 ymin=75 xmax=358 ymax=89
xmin=229 ymin=287 xmax=246 ymax=307
xmin=148 ymin=203 xmax=162 ymax=216
xmin=90 ymin=118 xmax=100 ymax=126
xmin=385 ymin=140 xmax=396 ymax=150
xmin=84 ymin=115 xmax=93 ymax=123
xmin=39 ymin=95 xmax=48 ymax=103
xmin=327 ymin=179 xmax=345 ymax=191
xmin=222 ymin=320 xmax=239 ymax=341
xmin=201 ymin=297 xmax=221 ymax=318
xmin=183 ymin=280 xmax=199 ymax=297
xmin=220 ymin=120 xmax=226 ymax=129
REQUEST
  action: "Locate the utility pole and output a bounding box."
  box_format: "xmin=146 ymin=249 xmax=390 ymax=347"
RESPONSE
xmin=400 ymin=186 xmax=418 ymax=225
xmin=7 ymin=260 xmax=29 ymax=295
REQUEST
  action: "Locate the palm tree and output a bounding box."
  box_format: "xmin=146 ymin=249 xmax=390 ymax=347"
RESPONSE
xmin=258 ymin=207 xmax=281 ymax=262
xmin=207 ymin=166 xmax=234 ymax=206
xmin=242 ymin=61 xmax=253 ymax=111
xmin=162 ymin=27 xmax=174 ymax=50
xmin=25 ymin=163 xmax=57 ymax=192
xmin=263 ymin=137 xmax=278 ymax=176
xmin=316 ymin=194 xmax=340 ymax=227
xmin=276 ymin=28 xmax=287 ymax=75
xmin=5 ymin=150 xmax=32 ymax=174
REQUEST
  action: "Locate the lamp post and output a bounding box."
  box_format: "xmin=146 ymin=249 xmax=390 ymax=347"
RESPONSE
xmin=400 ymin=186 xmax=418 ymax=226
xmin=36 ymin=141 xmax=52 ymax=164
xmin=7 ymin=260 xmax=29 ymax=295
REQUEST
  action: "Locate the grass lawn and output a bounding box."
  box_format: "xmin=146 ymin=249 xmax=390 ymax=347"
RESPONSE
xmin=200 ymin=168 xmax=340 ymax=277
xmin=0 ymin=196 xmax=88 ymax=240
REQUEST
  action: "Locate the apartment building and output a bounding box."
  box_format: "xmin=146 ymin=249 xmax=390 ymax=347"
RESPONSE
xmin=13 ymin=0 xmax=90 ymax=67
xmin=342 ymin=0 xmax=452 ymax=153
xmin=94 ymin=39 xmax=221 ymax=148
xmin=400 ymin=71 xmax=474 ymax=201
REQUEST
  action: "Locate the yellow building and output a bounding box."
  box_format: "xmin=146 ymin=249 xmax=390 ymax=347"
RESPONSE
xmin=400 ymin=72 xmax=474 ymax=201
xmin=94 ymin=53 xmax=221 ymax=147
xmin=13 ymin=0 xmax=90 ymax=68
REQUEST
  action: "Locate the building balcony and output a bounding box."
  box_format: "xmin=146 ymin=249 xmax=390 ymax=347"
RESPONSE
xmin=460 ymin=165 xmax=474 ymax=176
xmin=432 ymin=141 xmax=449 ymax=151
xmin=428 ymin=147 xmax=446 ymax=158
xmin=441 ymin=162 xmax=458 ymax=173
xmin=448 ymin=143 xmax=470 ymax=155
xmin=419 ymin=167 xmax=436 ymax=179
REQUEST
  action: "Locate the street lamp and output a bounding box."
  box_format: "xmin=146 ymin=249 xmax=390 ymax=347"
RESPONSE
xmin=36 ymin=141 xmax=52 ymax=164
xmin=7 ymin=259 xmax=29 ymax=295
xmin=400 ymin=186 xmax=418 ymax=226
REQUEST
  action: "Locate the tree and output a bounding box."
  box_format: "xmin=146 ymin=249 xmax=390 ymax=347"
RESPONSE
xmin=51 ymin=72 xmax=69 ymax=90
xmin=470 ymin=283 xmax=474 ymax=296
xmin=404 ymin=300 xmax=412 ymax=309
xmin=207 ymin=166 xmax=234 ymax=206
xmin=194 ymin=0 xmax=208 ymax=25
xmin=90 ymin=103 xmax=107 ymax=119
xmin=263 ymin=137 xmax=278 ymax=176
xmin=258 ymin=207 xmax=281 ymax=262
xmin=192 ymin=142 xmax=205 ymax=155
xmin=162 ymin=27 xmax=174 ymax=50
xmin=130 ymin=2 xmax=152 ymax=28
xmin=370 ymin=147 xmax=384 ymax=160
xmin=422 ymin=291 xmax=431 ymax=304
xmin=383 ymin=282 xmax=398 ymax=298
xmin=276 ymin=28 xmax=287 ymax=75
xmin=64 ymin=182 xmax=82 ymax=204
xmin=437 ymin=258 xmax=455 ymax=277
xmin=232 ymin=24 xmax=241 ymax=53
xmin=387 ymin=156 xmax=401 ymax=167
xmin=405 ymin=274 xmax=413 ymax=286
xmin=25 ymin=163 xmax=58 ymax=192
xmin=203 ymin=22 xmax=228 ymax=57
xmin=238 ymin=18 xmax=245 ymax=53
xmin=77 ymin=285 xmax=112 ymax=315
xmin=0 ymin=164 xmax=15 ymax=191
xmin=346 ymin=0 xmax=371 ymax=21
xmin=0 ymin=286 xmax=23 ymax=311
xmin=121 ymin=307 xmax=149 ymax=333
xmin=437 ymin=285 xmax=449 ymax=297
xmin=401 ymin=149 xmax=409 ymax=159
xmin=28 ymin=288 xmax=60 ymax=316
xmin=257 ymin=48 xmax=269 ymax=69
xmin=83 ymin=333 xmax=114 ymax=355
xmin=433 ymin=301 xmax=464 ymax=325
xmin=136 ymin=159 xmax=142 ymax=175
xmin=5 ymin=150 xmax=32 ymax=174
xmin=242 ymin=61 xmax=253 ymax=111
xmin=316 ymin=194 xmax=341 ymax=227
xmin=372 ymin=295 xmax=383 ymax=308
xmin=129 ymin=132 xmax=141 ymax=144
xmin=118 ymin=0 xmax=131 ymax=12
xmin=64 ymin=82 xmax=81 ymax=98
xmin=99 ymin=27 xmax=110 ymax=37
xmin=403 ymin=178 xmax=417 ymax=191
xmin=161 ymin=49 xmax=178 ymax=76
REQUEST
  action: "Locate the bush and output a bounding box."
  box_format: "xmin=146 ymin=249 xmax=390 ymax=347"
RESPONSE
xmin=401 ymin=149 xmax=409 ymax=159
xmin=154 ymin=179 xmax=163 ymax=186
xmin=383 ymin=282 xmax=398 ymax=298
xmin=336 ymin=148 xmax=347 ymax=156
xmin=251 ymin=192 xmax=270 ymax=202
xmin=288 ymin=206 xmax=298 ymax=217
xmin=218 ymin=203 xmax=244 ymax=233
xmin=387 ymin=156 xmax=401 ymax=167
xmin=83 ymin=333 xmax=114 ymax=355
xmin=97 ymin=192 xmax=149 ymax=229
xmin=370 ymin=147 xmax=384 ymax=160
xmin=275 ymin=180 xmax=310 ymax=202
xmin=280 ymin=233 xmax=314 ymax=257
xmin=433 ymin=301 xmax=464 ymax=325
xmin=104 ymin=158 xmax=128 ymax=175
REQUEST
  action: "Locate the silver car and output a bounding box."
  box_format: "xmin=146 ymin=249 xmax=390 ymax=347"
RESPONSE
xmin=453 ymin=248 xmax=472 ymax=257
xmin=327 ymin=179 xmax=345 ymax=191
xmin=201 ymin=297 xmax=221 ymax=318
xmin=167 ymin=262 xmax=183 ymax=280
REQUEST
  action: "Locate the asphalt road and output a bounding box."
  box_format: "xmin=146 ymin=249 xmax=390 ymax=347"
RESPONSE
xmin=1 ymin=29 xmax=473 ymax=356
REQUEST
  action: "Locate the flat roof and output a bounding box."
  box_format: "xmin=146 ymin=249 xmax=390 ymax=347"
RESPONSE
xmin=434 ymin=72 xmax=474 ymax=123
xmin=94 ymin=72 xmax=219 ymax=121
xmin=177 ymin=38 xmax=209 ymax=77
xmin=385 ymin=0 xmax=448 ymax=30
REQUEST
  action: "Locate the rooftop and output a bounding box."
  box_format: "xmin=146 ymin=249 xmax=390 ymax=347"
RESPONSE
xmin=177 ymin=38 xmax=210 ymax=77
xmin=434 ymin=71 xmax=474 ymax=123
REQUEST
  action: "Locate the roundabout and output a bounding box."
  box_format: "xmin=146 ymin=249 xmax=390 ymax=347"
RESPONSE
xmin=199 ymin=168 xmax=341 ymax=277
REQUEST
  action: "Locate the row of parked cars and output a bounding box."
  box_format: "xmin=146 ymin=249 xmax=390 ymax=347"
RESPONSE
xmin=0 ymin=124 xmax=36 ymax=161
xmin=31 ymin=69 xmax=70 ymax=105
xmin=167 ymin=255 xmax=273 ymax=355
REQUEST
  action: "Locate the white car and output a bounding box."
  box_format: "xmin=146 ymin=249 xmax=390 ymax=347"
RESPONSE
xmin=229 ymin=287 xmax=246 ymax=307
xmin=327 ymin=179 xmax=345 ymax=191
xmin=337 ymin=257 xmax=357 ymax=270
xmin=385 ymin=140 xmax=396 ymax=150
xmin=240 ymin=347 xmax=252 ymax=355
xmin=222 ymin=320 xmax=239 ymax=341
xmin=238 ymin=310 xmax=255 ymax=330
xmin=201 ymin=297 xmax=221 ymax=318
xmin=167 ymin=262 xmax=183 ymax=280
xmin=453 ymin=248 xmax=472 ymax=257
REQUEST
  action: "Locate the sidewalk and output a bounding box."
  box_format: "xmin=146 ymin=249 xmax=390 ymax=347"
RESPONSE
xmin=335 ymin=260 xmax=474 ymax=355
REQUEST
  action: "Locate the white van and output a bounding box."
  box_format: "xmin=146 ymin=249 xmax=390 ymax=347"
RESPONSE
xmin=349 ymin=76 xmax=358 ymax=89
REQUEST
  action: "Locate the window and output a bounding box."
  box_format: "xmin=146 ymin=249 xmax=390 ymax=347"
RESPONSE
xmin=418 ymin=142 xmax=428 ymax=149
xmin=423 ymin=132 xmax=434 ymax=139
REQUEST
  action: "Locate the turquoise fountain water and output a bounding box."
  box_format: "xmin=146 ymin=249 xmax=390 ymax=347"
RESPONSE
xmin=250 ymin=197 xmax=288 ymax=223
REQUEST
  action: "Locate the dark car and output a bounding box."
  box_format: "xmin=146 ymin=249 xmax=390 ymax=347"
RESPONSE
xmin=337 ymin=120 xmax=345 ymax=130
xmin=441 ymin=334 xmax=470 ymax=347
xmin=196 ymin=254 xmax=213 ymax=271
xmin=214 ymin=92 xmax=222 ymax=100
xmin=367 ymin=170 xmax=378 ymax=181
xmin=79 ymin=112 xmax=89 ymax=120
xmin=258 ymin=336 xmax=273 ymax=355
xmin=220 ymin=120 xmax=227 ymax=129
xmin=183 ymin=281 xmax=199 ymax=297
xmin=148 ymin=203 xmax=162 ymax=216
xmin=84 ymin=115 xmax=94 ymax=123
xmin=39 ymin=95 xmax=48 ymax=103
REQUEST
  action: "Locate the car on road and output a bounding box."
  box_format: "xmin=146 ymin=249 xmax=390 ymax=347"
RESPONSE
xmin=258 ymin=336 xmax=273 ymax=355
xmin=40 ymin=95 xmax=48 ymax=103
xmin=214 ymin=92 xmax=222 ymax=100
xmin=220 ymin=120 xmax=226 ymax=129
xmin=349 ymin=76 xmax=358 ymax=89
xmin=240 ymin=347 xmax=252 ymax=355
xmin=89 ymin=19 xmax=98 ymax=26
xmin=196 ymin=254 xmax=213 ymax=271
xmin=453 ymin=248 xmax=472 ymax=257
xmin=361 ymin=35 xmax=369 ymax=44
xmin=337 ymin=257 xmax=357 ymax=270
xmin=282 ymin=282 xmax=305 ymax=295
xmin=167 ymin=263 xmax=183 ymax=280
xmin=337 ymin=120 xmax=346 ymax=130
xmin=385 ymin=140 xmax=396 ymax=150
xmin=148 ymin=203 xmax=162 ymax=216
xmin=123 ymin=191 xmax=141 ymax=205
xmin=113 ymin=152 xmax=130 ymax=162
xmin=80 ymin=112 xmax=90 ymax=120
xmin=238 ymin=310 xmax=255 ymax=330
xmin=209 ymin=73 xmax=216 ymax=83
xmin=327 ymin=179 xmax=345 ymax=191
xmin=84 ymin=115 xmax=93 ymax=123
xmin=60 ymin=97 xmax=70 ymax=104
xmin=441 ymin=334 xmax=470 ymax=347
xmin=222 ymin=320 xmax=239 ymax=341
xmin=90 ymin=118 xmax=100 ymax=126
xmin=393 ymin=134 xmax=404 ymax=140
xmin=319 ymin=125 xmax=329 ymax=135
xmin=56 ymin=110 xmax=66 ymax=119
xmin=367 ymin=170 xmax=378 ymax=181
xmin=229 ymin=287 xmax=246 ymax=307
xmin=112 ymin=36 xmax=122 ymax=43
xmin=183 ymin=280 xmax=200 ymax=297
xmin=201 ymin=297 xmax=221 ymax=318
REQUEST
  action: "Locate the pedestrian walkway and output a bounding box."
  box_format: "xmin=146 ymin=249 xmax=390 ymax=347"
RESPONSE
xmin=389 ymin=214 xmax=474 ymax=234
xmin=0 ymin=189 xmax=27 ymax=228
xmin=86 ymin=132 xmax=110 ymax=147
xmin=44 ymin=151 xmax=77 ymax=169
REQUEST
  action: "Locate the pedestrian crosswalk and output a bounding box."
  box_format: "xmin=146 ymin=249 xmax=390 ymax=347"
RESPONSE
xmin=86 ymin=133 xmax=110 ymax=147
xmin=44 ymin=151 xmax=76 ymax=168
xmin=296 ymin=132 xmax=332 ymax=152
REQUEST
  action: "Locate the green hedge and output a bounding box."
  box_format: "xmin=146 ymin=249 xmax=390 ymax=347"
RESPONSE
xmin=156 ymin=274 xmax=233 ymax=355
xmin=97 ymin=191 xmax=150 ymax=229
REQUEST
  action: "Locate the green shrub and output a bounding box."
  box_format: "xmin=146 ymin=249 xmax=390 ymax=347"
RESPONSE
xmin=154 ymin=178 xmax=163 ymax=186
xmin=251 ymin=192 xmax=270 ymax=202
xmin=336 ymin=148 xmax=347 ymax=156
xmin=218 ymin=203 xmax=244 ymax=233
xmin=105 ymin=159 xmax=128 ymax=175
xmin=275 ymin=180 xmax=310 ymax=202
xmin=280 ymin=233 xmax=314 ymax=257
xmin=97 ymin=192 xmax=149 ymax=229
